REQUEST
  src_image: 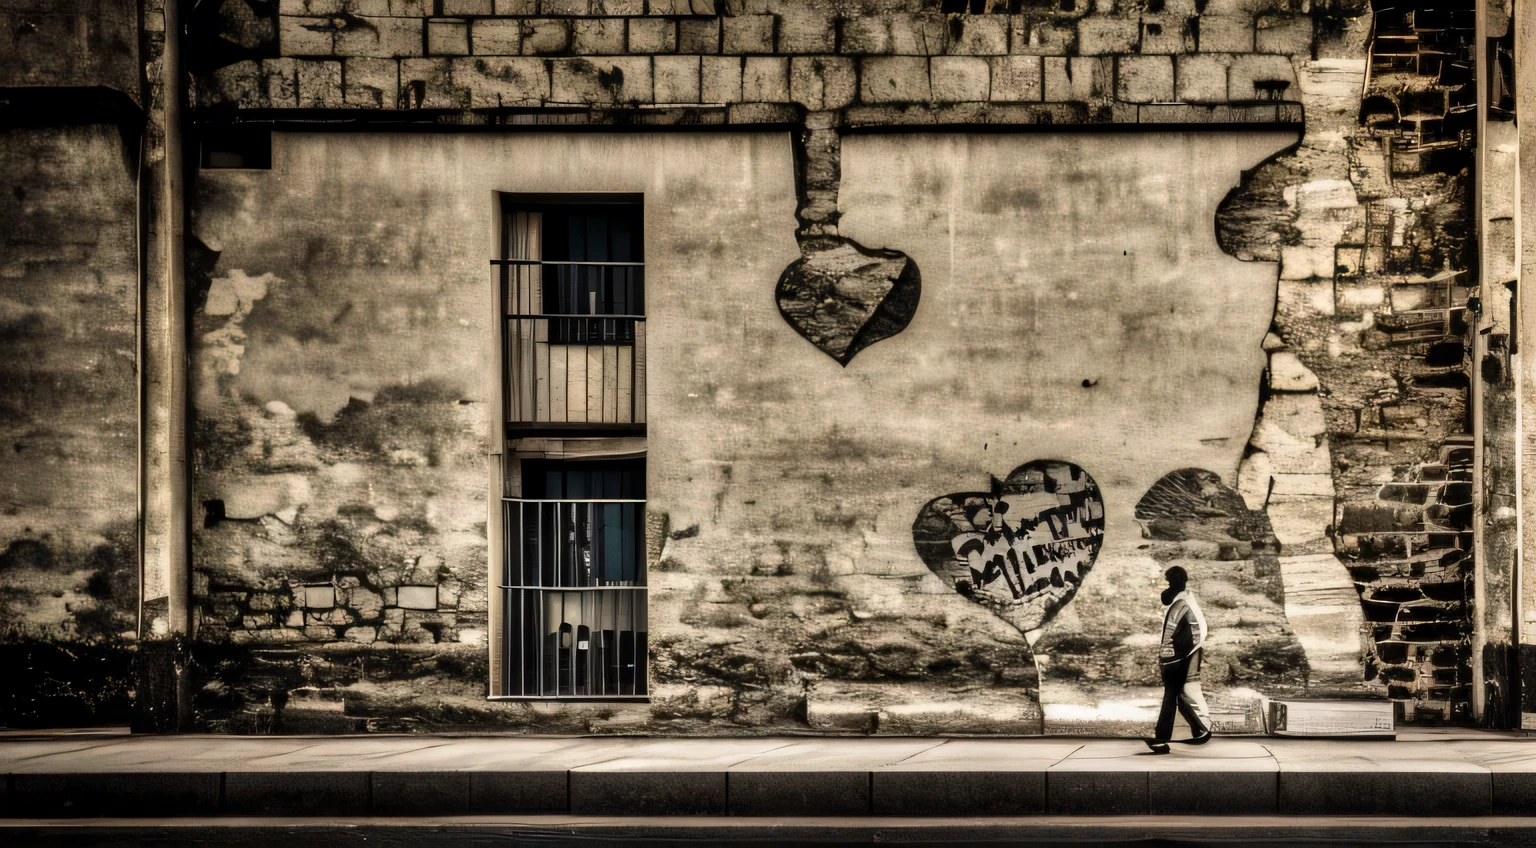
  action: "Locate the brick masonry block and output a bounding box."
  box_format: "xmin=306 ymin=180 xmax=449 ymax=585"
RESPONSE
xmin=343 ymin=56 xmax=398 ymax=107
xmin=428 ymin=19 xmax=470 ymax=56
xmin=678 ymin=18 xmax=720 ymax=53
xmin=335 ymin=16 xmax=423 ymax=57
xmin=1197 ymin=14 xmax=1254 ymax=52
xmin=789 ymin=55 xmax=855 ymax=110
xmin=451 ymin=56 xmax=548 ymax=106
xmin=647 ymin=0 xmax=712 ymax=13
xmin=742 ymin=55 xmax=790 ymax=102
xmin=722 ymin=14 xmax=775 ymax=54
xmin=493 ymin=0 xmax=537 ymax=13
xmin=1043 ymin=54 xmax=1111 ymax=101
xmin=1255 ymin=13 xmax=1312 ymax=54
xmin=261 ymin=57 xmax=300 ymax=107
xmin=945 ymin=14 xmax=1008 ymax=54
xmin=347 ymin=0 xmax=393 ymax=15
xmin=1175 ymin=52 xmax=1231 ymax=102
xmin=1139 ymin=15 xmax=1195 ymax=53
xmin=389 ymin=0 xmax=428 ymax=14
xmin=521 ymin=19 xmax=570 ymax=55
xmin=930 ymin=55 xmax=989 ymax=100
xmin=279 ymin=0 xmax=341 ymax=14
xmin=540 ymin=0 xmax=589 ymax=14
xmin=472 ymin=18 xmax=521 ymax=54
xmin=279 ymin=16 xmax=335 ymax=56
xmin=400 ymin=57 xmax=465 ymax=107
xmin=1076 ymin=15 xmax=1138 ymax=54
xmin=198 ymin=60 xmax=263 ymax=108
xmin=550 ymin=56 xmax=652 ymax=103
xmin=776 ymin=8 xmax=835 ymax=53
xmin=653 ymin=55 xmax=701 ymax=102
xmin=701 ymin=55 xmax=742 ymax=102
xmin=628 ymin=18 xmax=676 ymax=54
xmin=859 ymin=55 xmax=932 ymax=103
xmin=593 ymin=0 xmax=643 ymax=12
xmin=1228 ymin=52 xmax=1295 ymax=99
xmin=571 ymin=18 xmax=625 ymax=54
xmin=842 ymin=13 xmax=944 ymax=55
xmin=296 ymin=58 xmax=344 ymax=106
xmin=442 ymin=0 xmax=493 ymax=13
xmin=1009 ymin=17 xmax=1075 ymax=55
xmin=989 ymin=54 xmax=1041 ymax=101
xmin=1118 ymin=53 xmax=1174 ymax=102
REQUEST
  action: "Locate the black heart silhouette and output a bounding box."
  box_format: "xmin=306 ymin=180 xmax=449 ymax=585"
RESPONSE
xmin=776 ymin=236 xmax=920 ymax=366
xmin=913 ymin=460 xmax=1106 ymax=634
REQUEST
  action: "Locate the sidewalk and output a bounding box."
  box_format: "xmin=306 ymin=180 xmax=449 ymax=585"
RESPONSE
xmin=3 ymin=728 xmax=1535 ymax=821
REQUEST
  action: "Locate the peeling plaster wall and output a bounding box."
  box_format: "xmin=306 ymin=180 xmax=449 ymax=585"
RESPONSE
xmin=188 ymin=128 xmax=1342 ymax=734
xmin=188 ymin=131 xmax=798 ymax=732
xmin=0 ymin=125 xmax=139 ymax=726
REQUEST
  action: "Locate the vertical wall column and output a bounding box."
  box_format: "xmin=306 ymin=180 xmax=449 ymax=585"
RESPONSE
xmin=1516 ymin=0 xmax=1536 ymax=726
xmin=1477 ymin=0 xmax=1521 ymax=726
xmin=138 ymin=0 xmax=192 ymax=728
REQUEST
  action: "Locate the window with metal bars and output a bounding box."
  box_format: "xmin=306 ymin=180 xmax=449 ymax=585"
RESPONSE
xmin=498 ymin=197 xmax=645 ymax=431
xmin=499 ymin=459 xmax=648 ymax=699
xmin=495 ymin=195 xmax=648 ymax=701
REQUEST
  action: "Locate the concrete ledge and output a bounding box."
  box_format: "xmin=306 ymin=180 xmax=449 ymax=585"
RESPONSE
xmin=872 ymin=771 xmax=1045 ymax=816
xmin=1279 ymin=770 xmax=1492 ymax=816
xmin=727 ymin=771 xmax=867 ymax=816
xmin=224 ymin=771 xmax=368 ymax=816
xmin=569 ymin=771 xmax=726 ymax=816
xmin=1148 ymin=770 xmax=1277 ymax=815
xmin=1046 ymin=772 xmax=1149 ymax=816
xmin=1494 ymin=773 xmax=1536 ymax=816
xmin=467 ymin=771 xmax=567 ymax=814
xmin=10 ymin=772 xmax=221 ymax=818
xmin=373 ymin=771 xmax=472 ymax=816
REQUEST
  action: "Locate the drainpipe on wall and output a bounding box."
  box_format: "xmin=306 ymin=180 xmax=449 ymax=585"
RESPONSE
xmin=1472 ymin=0 xmax=1489 ymax=726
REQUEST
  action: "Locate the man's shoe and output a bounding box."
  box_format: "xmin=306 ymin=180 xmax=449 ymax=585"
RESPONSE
xmin=1142 ymin=738 xmax=1171 ymax=754
xmin=1187 ymin=730 xmax=1212 ymax=746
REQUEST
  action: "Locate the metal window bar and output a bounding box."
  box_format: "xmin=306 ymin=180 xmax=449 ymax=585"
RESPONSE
xmin=498 ymin=497 xmax=647 ymax=699
xmin=501 ymin=261 xmax=646 ymax=426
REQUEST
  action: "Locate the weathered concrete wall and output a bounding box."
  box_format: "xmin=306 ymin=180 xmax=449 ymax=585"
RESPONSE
xmin=187 ymin=128 xmax=1344 ymax=734
xmin=188 ymin=131 xmax=798 ymax=731
xmin=0 ymin=124 xmax=139 ymax=726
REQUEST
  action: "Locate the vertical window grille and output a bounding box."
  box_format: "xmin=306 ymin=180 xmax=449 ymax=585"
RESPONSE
xmin=496 ymin=197 xmax=647 ymax=700
xmin=501 ymin=200 xmax=645 ymax=429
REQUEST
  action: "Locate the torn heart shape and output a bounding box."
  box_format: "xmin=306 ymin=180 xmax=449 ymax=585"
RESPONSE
xmin=776 ymin=236 xmax=920 ymax=367
xmin=913 ymin=460 xmax=1106 ymax=635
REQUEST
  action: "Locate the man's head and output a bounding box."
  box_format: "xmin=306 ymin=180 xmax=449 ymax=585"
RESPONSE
xmin=1161 ymin=566 xmax=1187 ymax=605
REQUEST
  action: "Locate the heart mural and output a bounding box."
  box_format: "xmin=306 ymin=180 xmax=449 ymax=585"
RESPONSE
xmin=913 ymin=460 xmax=1105 ymax=634
xmin=776 ymin=236 xmax=921 ymax=367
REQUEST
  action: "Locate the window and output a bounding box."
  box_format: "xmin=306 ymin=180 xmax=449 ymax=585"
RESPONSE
xmin=500 ymin=198 xmax=645 ymax=430
xmin=493 ymin=196 xmax=648 ymax=700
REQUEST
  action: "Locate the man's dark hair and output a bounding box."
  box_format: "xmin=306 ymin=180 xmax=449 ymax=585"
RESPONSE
xmin=1164 ymin=566 xmax=1188 ymax=587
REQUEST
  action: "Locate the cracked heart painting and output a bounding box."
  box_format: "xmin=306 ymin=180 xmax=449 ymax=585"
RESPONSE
xmin=913 ymin=461 xmax=1106 ymax=634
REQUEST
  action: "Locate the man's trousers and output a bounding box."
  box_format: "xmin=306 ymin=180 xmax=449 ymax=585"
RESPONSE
xmin=1154 ymin=654 xmax=1210 ymax=742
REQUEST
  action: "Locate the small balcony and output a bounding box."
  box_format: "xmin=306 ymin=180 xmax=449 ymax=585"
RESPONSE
xmin=501 ymin=260 xmax=645 ymax=436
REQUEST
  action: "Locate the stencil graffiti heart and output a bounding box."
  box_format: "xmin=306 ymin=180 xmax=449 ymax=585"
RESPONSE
xmin=776 ymin=236 xmax=920 ymax=367
xmin=913 ymin=461 xmax=1106 ymax=634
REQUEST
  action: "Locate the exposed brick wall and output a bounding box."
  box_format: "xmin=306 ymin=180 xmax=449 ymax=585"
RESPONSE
xmin=194 ymin=0 xmax=1324 ymax=126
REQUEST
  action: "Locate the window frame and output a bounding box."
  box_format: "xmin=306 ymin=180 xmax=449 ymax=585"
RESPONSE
xmin=488 ymin=192 xmax=650 ymax=703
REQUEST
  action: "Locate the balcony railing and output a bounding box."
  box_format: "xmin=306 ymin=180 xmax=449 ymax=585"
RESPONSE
xmin=497 ymin=498 xmax=647 ymax=699
xmin=500 ymin=260 xmax=645 ymax=429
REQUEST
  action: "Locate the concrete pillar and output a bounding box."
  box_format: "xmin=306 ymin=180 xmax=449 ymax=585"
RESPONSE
xmin=138 ymin=0 xmax=192 ymax=730
xmin=1516 ymin=0 xmax=1536 ymax=726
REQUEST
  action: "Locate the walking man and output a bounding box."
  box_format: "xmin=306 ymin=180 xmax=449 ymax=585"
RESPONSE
xmin=1144 ymin=565 xmax=1211 ymax=754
